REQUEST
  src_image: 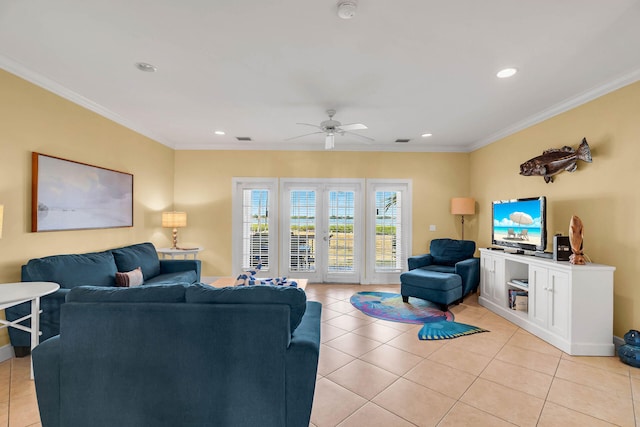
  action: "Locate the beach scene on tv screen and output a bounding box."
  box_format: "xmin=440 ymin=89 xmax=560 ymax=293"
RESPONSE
xmin=493 ymin=200 xmax=542 ymax=247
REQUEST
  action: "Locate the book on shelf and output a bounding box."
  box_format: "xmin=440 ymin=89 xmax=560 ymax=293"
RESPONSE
xmin=511 ymin=278 xmax=529 ymax=288
xmin=509 ymin=288 xmax=529 ymax=310
xmin=514 ymin=295 xmax=528 ymax=311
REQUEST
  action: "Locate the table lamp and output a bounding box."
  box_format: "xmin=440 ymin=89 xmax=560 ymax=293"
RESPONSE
xmin=451 ymin=198 xmax=475 ymax=240
xmin=162 ymin=211 xmax=187 ymax=249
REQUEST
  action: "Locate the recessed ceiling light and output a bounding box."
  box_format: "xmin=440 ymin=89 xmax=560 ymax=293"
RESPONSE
xmin=421 ymin=133 xmax=433 ymax=138
xmin=135 ymin=62 xmax=157 ymax=72
xmin=496 ymin=68 xmax=517 ymax=78
xmin=214 ymin=130 xmax=225 ymax=135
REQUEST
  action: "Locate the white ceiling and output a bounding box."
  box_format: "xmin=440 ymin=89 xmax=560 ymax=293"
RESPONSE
xmin=2 ymin=0 xmax=640 ymax=152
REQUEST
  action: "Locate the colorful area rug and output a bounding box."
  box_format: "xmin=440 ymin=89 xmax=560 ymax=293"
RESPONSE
xmin=350 ymin=291 xmax=488 ymax=340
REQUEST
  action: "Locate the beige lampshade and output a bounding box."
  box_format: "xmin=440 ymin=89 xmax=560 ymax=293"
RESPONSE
xmin=162 ymin=211 xmax=187 ymax=228
xmin=0 ymin=205 xmax=4 ymax=238
xmin=451 ymin=198 xmax=475 ymax=215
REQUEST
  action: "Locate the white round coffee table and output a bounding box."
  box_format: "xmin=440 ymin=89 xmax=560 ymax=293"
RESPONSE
xmin=0 ymin=281 xmax=60 ymax=378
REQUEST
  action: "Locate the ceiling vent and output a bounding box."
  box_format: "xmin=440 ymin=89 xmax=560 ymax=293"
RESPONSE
xmin=395 ymin=138 xmax=411 ymax=143
xmin=236 ymin=137 xmax=252 ymax=141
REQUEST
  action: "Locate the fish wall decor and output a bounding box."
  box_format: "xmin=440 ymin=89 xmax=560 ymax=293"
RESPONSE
xmin=519 ymin=138 xmax=592 ymax=183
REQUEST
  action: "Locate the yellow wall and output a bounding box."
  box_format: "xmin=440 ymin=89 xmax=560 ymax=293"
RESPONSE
xmin=3 ymin=65 xmax=638 ymax=344
xmin=0 ymin=70 xmax=176 ymax=345
xmin=173 ymin=150 xmax=471 ymax=277
xmin=470 ymin=80 xmax=640 ymax=337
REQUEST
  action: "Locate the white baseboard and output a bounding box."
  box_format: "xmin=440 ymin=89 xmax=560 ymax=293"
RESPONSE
xmin=0 ymin=344 xmax=14 ymax=362
xmin=613 ymin=335 xmax=624 ymax=352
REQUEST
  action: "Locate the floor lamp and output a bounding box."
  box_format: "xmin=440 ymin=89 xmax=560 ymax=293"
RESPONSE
xmin=451 ymin=198 xmax=475 ymax=240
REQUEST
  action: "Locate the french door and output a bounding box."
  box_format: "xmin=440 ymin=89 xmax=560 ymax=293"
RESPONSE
xmin=231 ymin=178 xmax=278 ymax=275
xmin=365 ymin=180 xmax=412 ymax=284
xmin=232 ymin=178 xmax=411 ymax=284
xmin=280 ymin=179 xmax=364 ymax=283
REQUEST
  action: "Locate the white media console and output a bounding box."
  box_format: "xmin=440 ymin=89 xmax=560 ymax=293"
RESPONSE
xmin=478 ymin=248 xmax=615 ymax=356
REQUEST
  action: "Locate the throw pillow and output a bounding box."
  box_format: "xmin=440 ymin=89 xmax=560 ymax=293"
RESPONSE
xmin=115 ymin=267 xmax=144 ymax=287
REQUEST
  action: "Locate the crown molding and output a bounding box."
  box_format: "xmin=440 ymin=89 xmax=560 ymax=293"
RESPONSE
xmin=4 ymin=53 xmax=639 ymax=154
xmin=0 ymin=54 xmax=176 ymax=149
xmin=176 ymin=141 xmax=468 ymax=152
xmin=468 ymin=67 xmax=640 ymax=152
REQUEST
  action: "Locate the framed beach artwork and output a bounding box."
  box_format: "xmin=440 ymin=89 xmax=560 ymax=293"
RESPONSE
xmin=32 ymin=152 xmax=133 ymax=232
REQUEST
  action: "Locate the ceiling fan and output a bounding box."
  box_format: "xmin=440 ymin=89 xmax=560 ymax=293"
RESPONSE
xmin=286 ymin=109 xmax=374 ymax=149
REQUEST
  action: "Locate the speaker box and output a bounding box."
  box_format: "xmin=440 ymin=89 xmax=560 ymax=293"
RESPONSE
xmin=553 ymin=235 xmax=571 ymax=261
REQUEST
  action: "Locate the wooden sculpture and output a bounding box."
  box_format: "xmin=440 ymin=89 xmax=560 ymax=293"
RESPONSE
xmin=569 ymin=215 xmax=586 ymax=265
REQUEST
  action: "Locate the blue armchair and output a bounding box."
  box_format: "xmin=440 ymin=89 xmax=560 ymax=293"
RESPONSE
xmin=400 ymin=238 xmax=479 ymax=310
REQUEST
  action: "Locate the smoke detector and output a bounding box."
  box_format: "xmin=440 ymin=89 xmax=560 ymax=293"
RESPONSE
xmin=337 ymin=1 xmax=357 ymax=19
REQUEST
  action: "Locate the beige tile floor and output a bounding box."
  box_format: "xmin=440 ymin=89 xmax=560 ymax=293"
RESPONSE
xmin=1 ymin=283 xmax=639 ymax=426
xmin=304 ymin=283 xmax=640 ymax=427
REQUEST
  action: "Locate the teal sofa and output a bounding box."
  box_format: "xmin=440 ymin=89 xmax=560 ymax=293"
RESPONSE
xmin=32 ymin=283 xmax=322 ymax=427
xmin=6 ymin=242 xmax=201 ymax=355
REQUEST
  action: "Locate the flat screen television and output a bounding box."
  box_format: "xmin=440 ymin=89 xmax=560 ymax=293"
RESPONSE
xmin=491 ymin=196 xmax=547 ymax=253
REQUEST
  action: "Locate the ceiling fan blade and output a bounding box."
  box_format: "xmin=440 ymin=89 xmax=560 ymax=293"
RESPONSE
xmin=339 ymin=123 xmax=368 ymax=131
xmin=296 ymin=123 xmax=323 ymax=130
xmin=285 ymin=131 xmax=324 ymax=141
xmin=325 ymin=134 xmax=335 ymax=150
xmin=343 ymin=130 xmax=375 ymax=142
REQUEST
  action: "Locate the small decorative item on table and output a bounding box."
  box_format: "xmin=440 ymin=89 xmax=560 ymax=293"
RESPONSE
xmin=569 ymin=215 xmax=586 ymax=265
xmin=234 ymin=260 xmax=298 ymax=287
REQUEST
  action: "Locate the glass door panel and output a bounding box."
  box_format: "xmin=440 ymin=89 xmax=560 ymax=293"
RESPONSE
xmin=232 ymin=178 xmax=278 ymax=276
xmin=328 ymin=191 xmax=355 ymax=273
xmin=366 ymin=180 xmax=411 ymax=284
xmin=281 ymin=179 xmax=363 ymax=283
xmin=289 ymin=190 xmax=316 ymax=273
xmin=375 ymin=190 xmax=402 ymax=271
xmin=243 ymin=189 xmax=270 ymax=270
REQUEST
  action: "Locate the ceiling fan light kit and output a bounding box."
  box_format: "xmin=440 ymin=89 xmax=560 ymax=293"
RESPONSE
xmin=287 ymin=109 xmax=373 ymax=150
xmin=325 ymin=134 xmax=335 ymax=150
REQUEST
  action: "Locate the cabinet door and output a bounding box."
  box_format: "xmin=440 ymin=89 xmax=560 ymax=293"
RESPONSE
xmin=548 ymin=270 xmax=569 ymax=338
xmin=529 ymin=265 xmax=548 ymax=328
xmin=480 ymin=255 xmax=493 ymax=298
xmin=492 ymin=256 xmax=505 ymax=304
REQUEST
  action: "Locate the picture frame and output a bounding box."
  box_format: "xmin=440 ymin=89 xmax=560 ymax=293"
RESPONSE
xmin=32 ymin=152 xmax=133 ymax=232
